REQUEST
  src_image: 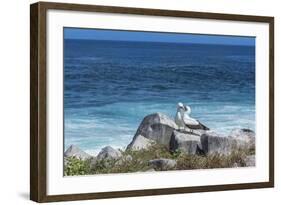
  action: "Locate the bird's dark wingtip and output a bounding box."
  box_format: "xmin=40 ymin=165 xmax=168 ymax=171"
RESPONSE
xmin=199 ymin=122 xmax=209 ymax=130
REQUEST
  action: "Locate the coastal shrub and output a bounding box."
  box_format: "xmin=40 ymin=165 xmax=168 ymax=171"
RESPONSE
xmin=176 ymin=149 xmax=250 ymax=170
xmin=64 ymin=146 xmax=254 ymax=176
xmin=125 ymin=144 xmax=172 ymax=160
xmin=89 ymin=159 xmax=119 ymax=174
xmin=64 ymin=157 xmax=91 ymax=176
xmin=89 ymin=144 xmax=173 ymax=174
xmin=171 ymin=149 xmax=182 ymax=159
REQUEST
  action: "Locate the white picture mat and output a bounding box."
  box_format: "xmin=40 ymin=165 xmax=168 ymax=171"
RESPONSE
xmin=46 ymin=9 xmax=269 ymax=195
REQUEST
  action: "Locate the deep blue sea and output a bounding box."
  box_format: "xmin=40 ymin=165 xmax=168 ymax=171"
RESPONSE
xmin=64 ymin=39 xmax=255 ymax=155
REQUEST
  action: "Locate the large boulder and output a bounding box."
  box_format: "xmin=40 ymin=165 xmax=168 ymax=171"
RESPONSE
xmin=64 ymin=144 xmax=92 ymax=160
xmin=127 ymin=135 xmax=155 ymax=151
xmin=169 ymin=130 xmax=201 ymax=155
xmin=97 ymin=146 xmax=122 ymax=161
xmin=148 ymin=158 xmax=177 ymax=171
xmin=200 ymin=133 xmax=236 ymax=155
xmin=128 ymin=113 xmax=178 ymax=149
xmin=228 ymin=128 xmax=255 ymax=150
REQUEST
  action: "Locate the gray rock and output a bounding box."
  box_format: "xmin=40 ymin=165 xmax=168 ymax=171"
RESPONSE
xmin=245 ymin=155 xmax=255 ymax=167
xmin=97 ymin=146 xmax=122 ymax=161
xmin=148 ymin=158 xmax=177 ymax=170
xmin=127 ymin=135 xmax=155 ymax=151
xmin=128 ymin=113 xmax=178 ymax=149
xmin=200 ymin=133 xmax=236 ymax=155
xmin=201 ymin=129 xmax=255 ymax=156
xmin=64 ymin=144 xmax=92 ymax=160
xmin=229 ymin=128 xmax=255 ymax=138
xmin=190 ymin=129 xmax=209 ymax=136
xmin=115 ymin=155 xmax=133 ymax=166
xmin=125 ymin=155 xmax=133 ymax=161
xmin=169 ymin=130 xmax=201 ymax=155
xmin=229 ymin=128 xmax=255 ymax=150
xmin=205 ymin=130 xmax=225 ymax=137
xmin=89 ymin=157 xmax=98 ymax=168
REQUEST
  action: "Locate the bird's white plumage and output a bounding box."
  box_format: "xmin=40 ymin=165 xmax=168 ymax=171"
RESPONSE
xmin=175 ymin=109 xmax=185 ymax=129
xmin=175 ymin=102 xmax=185 ymax=129
xmin=182 ymin=105 xmax=199 ymax=125
xmin=183 ymin=114 xmax=199 ymax=125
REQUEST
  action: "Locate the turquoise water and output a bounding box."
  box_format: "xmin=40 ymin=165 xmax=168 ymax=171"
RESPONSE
xmin=64 ymin=39 xmax=255 ymax=154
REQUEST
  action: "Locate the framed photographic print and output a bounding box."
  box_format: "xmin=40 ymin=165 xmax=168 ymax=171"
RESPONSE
xmin=30 ymin=1 xmax=274 ymax=202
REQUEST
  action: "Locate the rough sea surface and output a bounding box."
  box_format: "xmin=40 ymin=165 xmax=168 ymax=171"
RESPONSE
xmin=64 ymin=39 xmax=255 ymax=155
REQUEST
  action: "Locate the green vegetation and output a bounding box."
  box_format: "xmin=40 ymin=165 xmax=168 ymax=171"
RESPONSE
xmin=64 ymin=144 xmax=254 ymax=176
xmin=64 ymin=157 xmax=91 ymax=176
xmin=176 ymin=149 xmax=251 ymax=170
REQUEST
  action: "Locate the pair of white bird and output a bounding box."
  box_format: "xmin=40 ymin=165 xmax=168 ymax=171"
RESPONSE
xmin=175 ymin=102 xmax=209 ymax=133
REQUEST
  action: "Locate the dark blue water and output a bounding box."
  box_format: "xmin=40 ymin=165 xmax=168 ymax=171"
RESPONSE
xmin=64 ymin=39 xmax=255 ymax=154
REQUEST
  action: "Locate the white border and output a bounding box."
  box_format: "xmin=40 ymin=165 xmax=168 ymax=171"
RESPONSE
xmin=47 ymin=9 xmax=269 ymax=195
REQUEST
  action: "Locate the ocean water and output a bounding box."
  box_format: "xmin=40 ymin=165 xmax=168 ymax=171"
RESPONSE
xmin=64 ymin=39 xmax=255 ymax=155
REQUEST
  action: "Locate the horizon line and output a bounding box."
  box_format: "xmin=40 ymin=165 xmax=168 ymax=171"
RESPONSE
xmin=64 ymin=38 xmax=255 ymax=46
xmin=64 ymin=28 xmax=255 ymax=46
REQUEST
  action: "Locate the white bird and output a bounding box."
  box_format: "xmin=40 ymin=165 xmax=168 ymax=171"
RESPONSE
xmin=175 ymin=102 xmax=186 ymax=130
xmin=183 ymin=105 xmax=209 ymax=131
xmin=175 ymin=102 xmax=209 ymax=132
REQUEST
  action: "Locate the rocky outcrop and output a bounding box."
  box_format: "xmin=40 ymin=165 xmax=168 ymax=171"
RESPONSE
xmin=200 ymin=133 xmax=236 ymax=155
xmin=127 ymin=135 xmax=155 ymax=151
xmin=169 ymin=130 xmax=201 ymax=155
xmin=229 ymin=128 xmax=255 ymax=150
xmin=97 ymin=146 xmax=122 ymax=161
xmin=148 ymin=158 xmax=177 ymax=170
xmin=128 ymin=113 xmax=178 ymax=148
xmin=64 ymin=144 xmax=92 ymax=160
